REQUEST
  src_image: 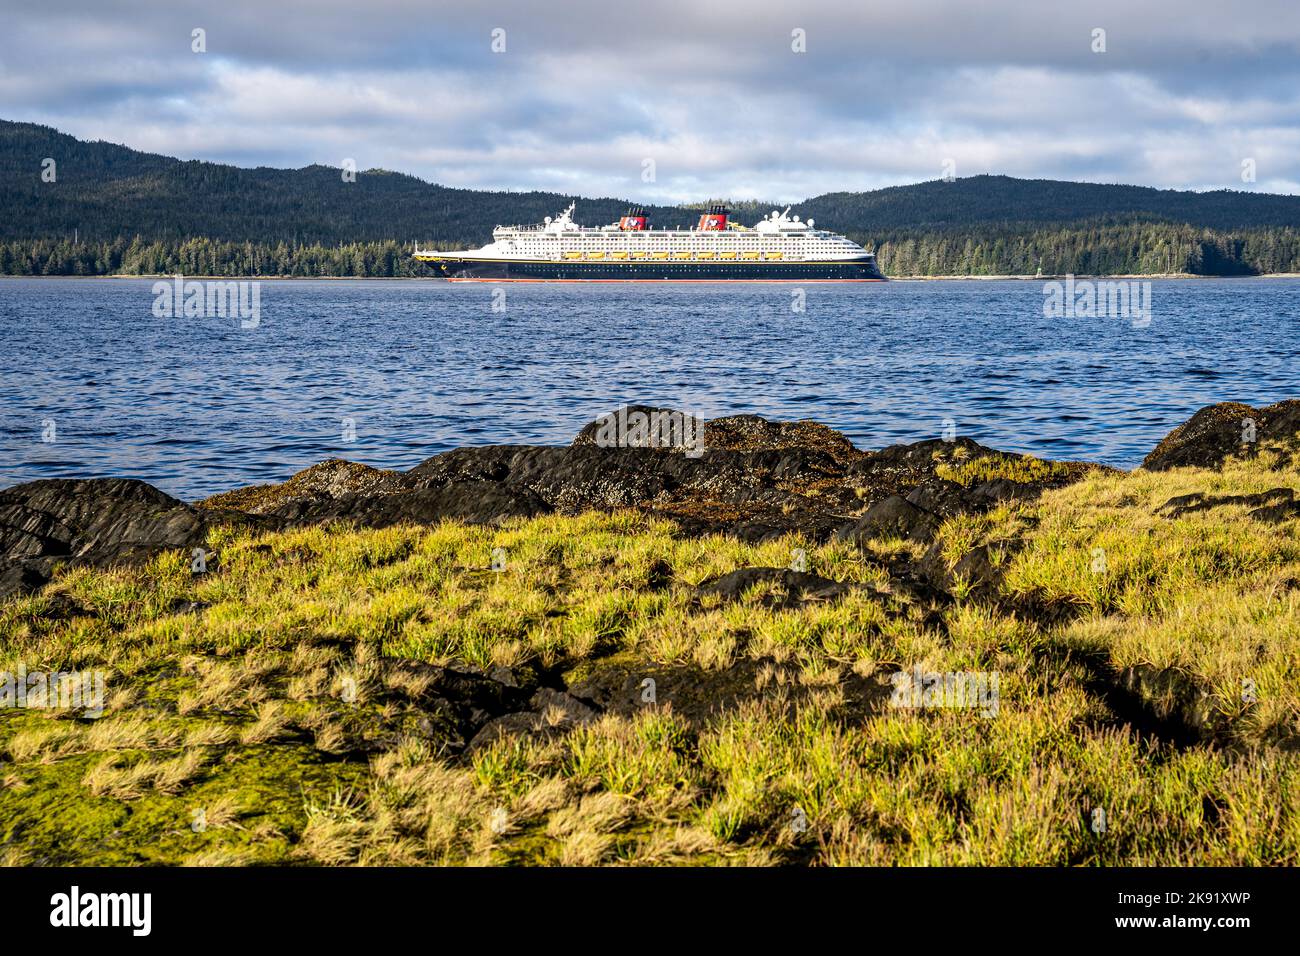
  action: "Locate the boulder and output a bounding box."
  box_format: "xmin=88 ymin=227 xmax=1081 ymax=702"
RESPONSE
xmin=571 ymin=404 xmax=708 ymax=455
xmin=0 ymin=478 xmax=206 ymax=560
xmin=1142 ymin=400 xmax=1300 ymax=471
xmin=904 ymin=479 xmax=972 ymax=517
xmin=0 ymin=478 xmax=253 ymax=599
xmin=571 ymin=406 xmax=862 ymax=465
xmin=196 ymin=458 xmax=405 ymax=514
xmin=702 ymin=414 xmax=863 ymax=465
xmin=836 ymin=495 xmax=939 ymax=544
xmin=408 ymin=444 xmax=771 ymax=511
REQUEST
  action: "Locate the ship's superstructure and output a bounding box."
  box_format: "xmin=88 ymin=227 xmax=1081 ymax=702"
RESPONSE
xmin=414 ymin=203 xmax=884 ymax=281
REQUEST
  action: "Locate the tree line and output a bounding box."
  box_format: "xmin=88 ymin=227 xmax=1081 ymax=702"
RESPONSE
xmin=861 ymin=220 xmax=1300 ymax=276
xmin=3 ymin=220 xmax=1297 ymax=277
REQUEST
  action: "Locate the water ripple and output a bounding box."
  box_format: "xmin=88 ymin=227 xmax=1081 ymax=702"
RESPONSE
xmin=1 ymin=277 xmax=1297 ymax=500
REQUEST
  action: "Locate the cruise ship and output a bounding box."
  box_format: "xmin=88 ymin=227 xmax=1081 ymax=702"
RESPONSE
xmin=414 ymin=203 xmax=885 ymax=281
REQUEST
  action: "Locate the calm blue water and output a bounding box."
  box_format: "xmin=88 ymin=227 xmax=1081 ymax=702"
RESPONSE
xmin=1 ymin=277 xmax=1297 ymax=501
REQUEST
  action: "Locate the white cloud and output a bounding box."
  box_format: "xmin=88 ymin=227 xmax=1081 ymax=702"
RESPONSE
xmin=2 ymin=0 xmax=1297 ymax=199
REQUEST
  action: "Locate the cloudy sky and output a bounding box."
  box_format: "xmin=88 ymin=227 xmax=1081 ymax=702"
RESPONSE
xmin=2 ymin=0 xmax=1298 ymax=202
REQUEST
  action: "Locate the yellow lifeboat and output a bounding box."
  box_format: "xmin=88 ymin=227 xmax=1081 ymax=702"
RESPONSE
xmin=611 ymin=251 xmax=629 ymax=260
xmin=720 ymin=251 xmax=737 ymax=260
xmin=586 ymin=251 xmax=605 ymax=260
xmin=563 ymin=251 xmax=582 ymax=260
xmin=741 ymin=250 xmax=760 ymax=260
xmin=697 ymin=251 xmax=715 ymax=260
xmin=630 ymin=251 xmax=648 ymax=259
xmin=672 ymin=251 xmax=692 ymax=260
xmin=652 ymin=251 xmax=669 ymax=260
xmin=764 ymin=251 xmax=783 ymax=260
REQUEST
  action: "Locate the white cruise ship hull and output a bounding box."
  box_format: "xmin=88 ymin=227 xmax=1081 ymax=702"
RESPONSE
xmin=417 ymin=254 xmax=886 ymax=282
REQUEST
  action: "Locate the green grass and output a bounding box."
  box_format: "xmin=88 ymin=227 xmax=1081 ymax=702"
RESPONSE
xmin=935 ymin=451 xmax=1077 ymax=487
xmin=3 ymin=443 xmax=1300 ymax=865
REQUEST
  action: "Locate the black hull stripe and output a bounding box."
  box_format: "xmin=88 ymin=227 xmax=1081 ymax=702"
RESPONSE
xmin=418 ymin=258 xmax=887 ymax=281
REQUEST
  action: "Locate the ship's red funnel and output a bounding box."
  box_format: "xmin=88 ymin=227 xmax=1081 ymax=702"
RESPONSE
xmin=696 ymin=204 xmax=728 ymax=230
xmin=619 ymin=207 xmax=648 ymax=230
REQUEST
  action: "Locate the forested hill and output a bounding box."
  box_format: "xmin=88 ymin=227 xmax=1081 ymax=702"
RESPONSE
xmin=801 ymin=177 xmax=1300 ymax=232
xmin=0 ymin=120 xmax=698 ymax=245
xmin=3 ymin=118 xmax=1299 ymax=276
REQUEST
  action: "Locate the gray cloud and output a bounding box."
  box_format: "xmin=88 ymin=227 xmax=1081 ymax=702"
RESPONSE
xmin=1 ymin=0 xmax=1297 ymax=201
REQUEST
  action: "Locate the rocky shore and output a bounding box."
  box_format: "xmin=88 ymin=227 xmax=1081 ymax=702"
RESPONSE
xmin=3 ymin=400 xmax=1298 ymax=604
xmin=4 ymin=398 xmax=1300 ymax=865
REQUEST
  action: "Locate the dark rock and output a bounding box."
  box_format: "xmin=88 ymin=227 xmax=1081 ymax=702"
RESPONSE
xmin=969 ymin=479 xmax=1033 ymax=504
xmin=0 ymin=478 xmax=256 ymax=600
xmin=904 ymin=479 xmax=971 ymax=517
xmin=646 ymin=558 xmax=674 ymax=591
xmin=487 ymin=666 xmax=529 ymax=689
xmin=916 ymin=540 xmax=1005 ymax=599
xmin=1142 ymin=400 xmax=1300 ymax=471
xmin=410 ymin=445 xmax=692 ymax=511
xmin=1158 ymin=492 xmax=1201 ymax=513
xmin=836 ymin=495 xmax=939 ymax=544
xmin=405 ymin=441 xmax=857 ymax=545
xmin=409 ymin=443 xmax=798 ymax=512
xmin=0 ymin=478 xmax=203 ymax=559
xmin=1158 ymin=487 xmax=1294 ymax=519
xmin=572 ymin=406 xmax=863 ymax=465
xmin=571 ymin=405 xmax=708 ymax=455
xmin=267 ymin=480 xmax=549 ymax=526
xmin=565 ymin=657 xmax=762 ymax=721
xmin=701 ymin=414 xmax=864 ymax=465
xmin=462 ymin=688 xmax=597 ymax=754
xmin=859 ymin=437 xmax=988 ymax=473
xmin=465 ymin=712 xmax=545 ymax=754
xmin=169 ymin=598 xmax=209 ymax=615
xmin=183 ymin=410 xmax=1103 ymax=557
xmin=530 ymin=687 xmax=598 ymax=723
xmin=565 ymin=654 xmax=892 ymax=725
xmin=951 ymin=544 xmax=1001 ymax=590
xmin=696 ymin=567 xmax=858 ymax=607
xmin=843 ymin=438 xmax=1058 ymax=518
xmin=432 ymin=665 xmax=534 ymax=723
xmin=1249 ymin=500 xmax=1300 ymax=524
xmin=0 ymin=560 xmax=52 ymax=600
xmin=197 ymin=458 xmax=406 ymax=514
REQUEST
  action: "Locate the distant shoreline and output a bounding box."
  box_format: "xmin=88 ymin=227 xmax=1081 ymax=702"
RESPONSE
xmin=4 ymin=273 xmax=1300 ymax=281
xmin=872 ymin=272 xmax=1300 ymax=280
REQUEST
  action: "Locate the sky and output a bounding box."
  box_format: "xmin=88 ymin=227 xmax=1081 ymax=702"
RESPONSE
xmin=2 ymin=0 xmax=1298 ymax=203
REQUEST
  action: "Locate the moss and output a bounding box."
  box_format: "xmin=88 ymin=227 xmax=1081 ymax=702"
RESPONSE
xmin=4 ymin=443 xmax=1300 ymax=865
xmin=0 ymin=710 xmax=368 ymax=865
xmin=935 ymin=453 xmax=1078 ymax=487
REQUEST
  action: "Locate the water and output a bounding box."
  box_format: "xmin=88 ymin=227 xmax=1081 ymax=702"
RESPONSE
xmin=1 ymin=277 xmax=1296 ymax=501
